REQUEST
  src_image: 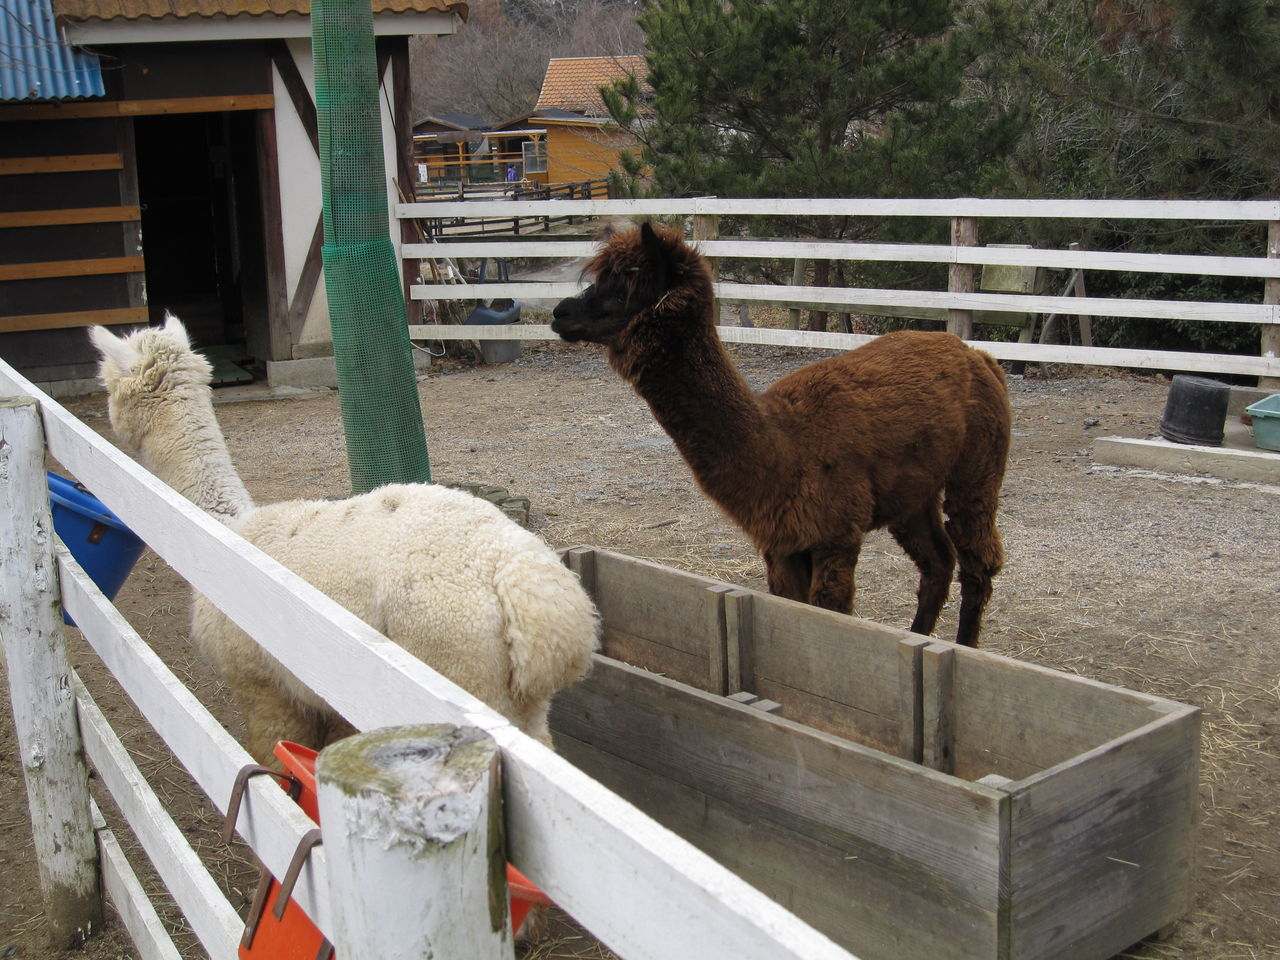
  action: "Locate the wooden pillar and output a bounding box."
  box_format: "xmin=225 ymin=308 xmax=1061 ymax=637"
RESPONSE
xmin=948 ymin=216 xmax=978 ymax=340
xmin=0 ymin=398 xmax=103 ymax=947
xmin=115 ymin=118 xmax=146 ymax=322
xmin=386 ymin=37 xmax=417 ymax=309
xmin=693 ymin=214 xmax=719 ymax=322
xmin=1262 ymin=220 xmax=1280 ymax=389
xmin=257 ymin=107 xmax=292 ymax=362
xmin=788 ymin=258 xmax=807 ymax=330
xmin=316 ymin=725 xmax=510 ymax=959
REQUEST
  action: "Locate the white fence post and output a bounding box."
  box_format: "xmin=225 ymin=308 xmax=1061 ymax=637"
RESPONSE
xmin=0 ymin=397 xmax=103 ymax=946
xmin=315 ymin=724 xmax=511 ymax=959
xmin=1263 ymin=220 xmax=1280 ymax=389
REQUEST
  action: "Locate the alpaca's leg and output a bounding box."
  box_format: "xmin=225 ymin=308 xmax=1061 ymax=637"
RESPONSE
xmin=945 ymin=364 xmax=1010 ymax=647
xmin=807 ymin=537 xmax=862 ymax=614
xmin=232 ymin=677 xmax=329 ymax=767
xmin=945 ymin=410 xmax=1009 ymax=646
xmin=764 ymin=549 xmax=812 ymax=603
xmin=890 ymin=504 xmax=957 ymax=638
xmin=943 ymin=498 xmax=1004 ymax=648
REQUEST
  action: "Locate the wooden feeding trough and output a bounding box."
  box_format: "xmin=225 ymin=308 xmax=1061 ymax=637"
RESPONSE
xmin=551 ymin=547 xmax=1200 ymax=960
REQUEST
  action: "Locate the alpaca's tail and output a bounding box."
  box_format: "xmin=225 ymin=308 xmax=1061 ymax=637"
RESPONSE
xmin=495 ymin=547 xmax=600 ymax=710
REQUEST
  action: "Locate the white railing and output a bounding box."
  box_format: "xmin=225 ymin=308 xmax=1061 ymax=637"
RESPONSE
xmin=0 ymin=356 xmax=855 ymax=960
xmin=397 ymin=197 xmax=1280 ymax=380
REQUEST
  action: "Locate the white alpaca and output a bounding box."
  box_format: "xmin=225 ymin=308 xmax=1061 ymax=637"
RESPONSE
xmin=90 ymin=314 xmax=599 ymax=763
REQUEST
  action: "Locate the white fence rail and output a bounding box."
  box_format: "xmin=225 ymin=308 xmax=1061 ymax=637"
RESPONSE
xmin=397 ymin=197 xmax=1280 ymax=380
xmin=0 ymin=356 xmax=855 ymax=960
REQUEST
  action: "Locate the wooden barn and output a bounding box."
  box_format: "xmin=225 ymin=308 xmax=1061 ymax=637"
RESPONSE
xmin=0 ymin=0 xmax=468 ymax=394
xmin=413 ymin=56 xmax=644 ymax=192
xmin=513 ymin=55 xmax=644 ymax=186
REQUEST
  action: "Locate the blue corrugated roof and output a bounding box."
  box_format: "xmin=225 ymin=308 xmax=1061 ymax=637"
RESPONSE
xmin=1 ymin=0 xmax=104 ymax=102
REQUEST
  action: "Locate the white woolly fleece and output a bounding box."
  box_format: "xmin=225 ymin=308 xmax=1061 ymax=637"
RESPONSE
xmin=90 ymin=316 xmax=600 ymax=762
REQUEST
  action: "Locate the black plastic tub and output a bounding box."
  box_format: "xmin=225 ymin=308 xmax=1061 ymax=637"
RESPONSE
xmin=1160 ymin=374 xmax=1230 ymax=445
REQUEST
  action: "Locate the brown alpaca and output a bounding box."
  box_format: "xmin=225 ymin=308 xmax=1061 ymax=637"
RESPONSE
xmin=551 ymin=222 xmax=1012 ymax=646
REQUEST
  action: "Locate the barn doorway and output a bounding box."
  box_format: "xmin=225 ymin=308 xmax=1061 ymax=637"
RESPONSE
xmin=133 ymin=111 xmax=267 ymax=381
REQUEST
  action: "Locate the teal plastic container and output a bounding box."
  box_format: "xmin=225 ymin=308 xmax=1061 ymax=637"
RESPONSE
xmin=1245 ymin=395 xmax=1280 ymax=452
xmin=46 ymin=472 xmax=146 ymax=623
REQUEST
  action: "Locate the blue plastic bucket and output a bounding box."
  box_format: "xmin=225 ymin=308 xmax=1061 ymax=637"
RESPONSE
xmin=46 ymin=472 xmax=146 ymax=624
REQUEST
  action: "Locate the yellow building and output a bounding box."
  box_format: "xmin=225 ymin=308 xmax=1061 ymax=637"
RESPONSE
xmin=530 ymin=56 xmax=643 ymax=184
xmin=412 ymin=56 xmax=645 ymax=192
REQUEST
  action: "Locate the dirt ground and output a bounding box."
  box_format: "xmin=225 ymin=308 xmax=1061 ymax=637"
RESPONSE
xmin=3 ymin=334 xmax=1280 ymax=960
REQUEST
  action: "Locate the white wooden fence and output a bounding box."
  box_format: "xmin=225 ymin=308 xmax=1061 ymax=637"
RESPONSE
xmin=0 ymin=355 xmax=856 ymax=960
xmin=398 ymin=196 xmax=1280 ymax=382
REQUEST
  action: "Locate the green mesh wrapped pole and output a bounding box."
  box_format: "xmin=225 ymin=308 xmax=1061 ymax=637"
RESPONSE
xmin=312 ymin=0 xmax=432 ymax=493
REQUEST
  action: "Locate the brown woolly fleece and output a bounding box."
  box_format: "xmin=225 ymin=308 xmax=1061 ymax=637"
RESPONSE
xmin=553 ymin=222 xmax=1012 ymax=646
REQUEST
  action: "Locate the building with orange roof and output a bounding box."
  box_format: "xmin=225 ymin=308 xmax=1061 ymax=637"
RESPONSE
xmin=535 ymin=55 xmax=646 ymax=115
xmin=411 ymin=56 xmax=646 ymax=192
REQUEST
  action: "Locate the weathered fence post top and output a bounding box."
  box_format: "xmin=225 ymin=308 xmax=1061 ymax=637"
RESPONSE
xmin=315 ymin=724 xmax=511 ymax=959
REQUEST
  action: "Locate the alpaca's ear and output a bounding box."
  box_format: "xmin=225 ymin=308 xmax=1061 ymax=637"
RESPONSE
xmin=639 ymin=221 xmax=671 ymax=293
xmin=88 ymin=325 xmax=134 ymax=372
xmin=162 ymin=311 xmax=192 ymax=349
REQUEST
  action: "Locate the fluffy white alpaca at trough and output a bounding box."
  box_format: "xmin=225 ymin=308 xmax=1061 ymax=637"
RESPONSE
xmin=89 ymin=314 xmax=599 ymax=764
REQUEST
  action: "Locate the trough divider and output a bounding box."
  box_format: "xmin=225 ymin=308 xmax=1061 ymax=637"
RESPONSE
xmin=922 ymin=643 xmax=957 ymax=774
xmin=563 ymin=546 xmax=598 ymax=597
xmin=898 ymin=637 xmax=930 ymax=763
xmin=705 ymin=585 xmax=734 ymax=695
xmin=723 ymin=590 xmax=755 ymax=695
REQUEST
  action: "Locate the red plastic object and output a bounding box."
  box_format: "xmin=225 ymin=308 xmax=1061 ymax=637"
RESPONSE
xmin=236 ymin=744 xmax=330 ymax=959
xmin=237 ymin=742 xmax=550 ymax=956
xmin=506 ymin=863 xmax=553 ymax=932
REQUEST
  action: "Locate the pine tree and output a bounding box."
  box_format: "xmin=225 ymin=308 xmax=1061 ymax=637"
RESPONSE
xmin=603 ymin=0 xmax=1021 ymax=329
xmin=988 ymin=0 xmax=1279 ymax=355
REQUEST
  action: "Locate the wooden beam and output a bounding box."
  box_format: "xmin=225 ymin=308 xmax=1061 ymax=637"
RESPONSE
xmin=399 ymin=196 xmax=1280 ymax=221
xmin=0 ymin=206 xmax=141 ymax=228
xmin=1262 ymin=221 xmax=1280 ymax=389
xmin=388 ymin=35 xmax=417 ymax=308
xmin=268 ymin=41 xmax=318 ymax=157
xmin=287 ymin=217 xmax=326 ymax=342
xmin=0 ymin=307 xmax=147 ymax=334
xmin=0 ymin=256 xmax=145 ymax=282
xmin=77 ymin=682 xmax=242 ymax=959
xmin=0 ymin=154 xmax=122 ymax=175
xmin=409 ymin=237 xmax=1280 ymax=281
xmin=948 ymin=216 xmax=977 ymax=339
xmin=0 ymin=95 xmax=274 ymax=122
xmin=255 ymin=109 xmax=292 ymax=362
xmin=116 ymin=117 xmax=146 ymax=315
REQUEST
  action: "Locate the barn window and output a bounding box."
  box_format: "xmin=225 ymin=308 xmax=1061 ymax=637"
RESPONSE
xmin=522 ymin=139 xmax=548 ymax=174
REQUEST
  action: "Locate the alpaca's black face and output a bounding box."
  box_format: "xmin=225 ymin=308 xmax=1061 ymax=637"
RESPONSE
xmin=551 ymin=277 xmax=638 ymax=346
xmin=552 ymin=222 xmax=674 ymax=347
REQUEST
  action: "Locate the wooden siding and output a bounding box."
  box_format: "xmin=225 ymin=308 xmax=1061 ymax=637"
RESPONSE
xmin=0 ymin=112 xmax=143 ymax=369
xmin=545 ymin=123 xmax=635 ymax=183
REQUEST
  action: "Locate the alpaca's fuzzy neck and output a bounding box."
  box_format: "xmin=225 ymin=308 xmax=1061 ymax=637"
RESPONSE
xmin=124 ymin=383 xmax=255 ymax=523
xmin=612 ymin=317 xmax=790 ymax=523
